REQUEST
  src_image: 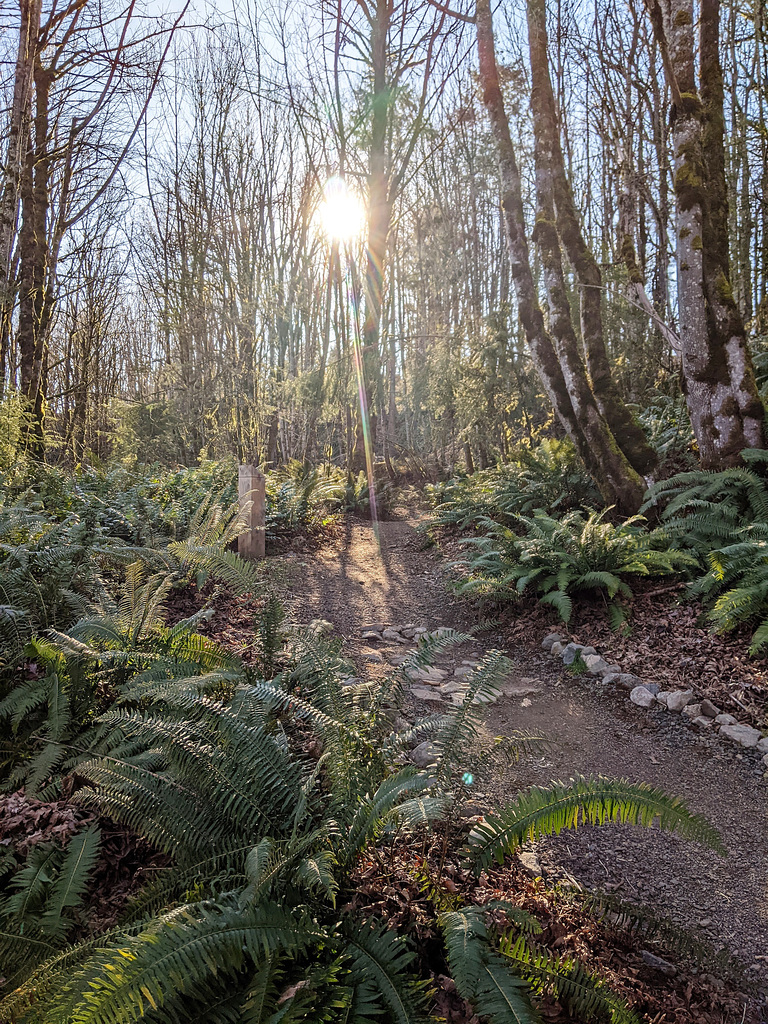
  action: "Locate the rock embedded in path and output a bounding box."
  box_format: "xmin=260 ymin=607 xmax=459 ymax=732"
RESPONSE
xmin=361 ymin=623 xmax=386 ymax=634
xmin=756 ymin=737 xmax=768 ymax=754
xmin=410 ymin=686 xmax=444 ymax=703
xmin=562 ymin=642 xmax=584 ymax=665
xmin=700 ymin=699 xmax=721 ymax=719
xmin=360 ymin=648 xmax=384 ymax=663
xmin=617 ymin=673 xmax=643 ymax=689
xmin=440 ymin=680 xmax=469 ymax=696
xmin=410 ymin=741 xmax=439 ymax=767
xmin=714 ymin=713 xmax=738 ymax=726
xmin=550 ymin=641 xmax=564 ymax=657
xmin=630 ymin=686 xmax=656 ymax=708
xmin=542 ymin=633 xmax=563 ymax=651
xmin=692 ymin=715 xmax=714 ymax=729
xmin=600 ymin=663 xmax=622 ymax=677
xmin=584 ymin=654 xmax=610 ymax=675
xmin=517 ymin=851 xmax=543 ymax=877
xmin=665 ymin=690 xmax=696 ymax=713
xmin=641 ymin=951 xmax=677 ymax=977
xmin=682 ymin=703 xmax=702 ymax=719
xmin=580 ymin=646 xmax=597 ymax=657
xmin=382 ymin=627 xmax=407 ymax=643
xmin=361 ymin=630 xmax=383 ymax=641
xmin=719 ymin=723 xmax=762 ymax=748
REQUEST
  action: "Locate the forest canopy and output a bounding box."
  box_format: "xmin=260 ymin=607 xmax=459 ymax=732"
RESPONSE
xmin=1 ymin=0 xmax=766 ymax=498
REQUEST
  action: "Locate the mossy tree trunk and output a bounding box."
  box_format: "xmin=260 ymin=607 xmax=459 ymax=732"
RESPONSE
xmin=476 ymin=0 xmax=646 ymax=514
xmin=526 ymin=0 xmax=659 ymax=482
xmin=647 ymin=0 xmax=766 ymax=466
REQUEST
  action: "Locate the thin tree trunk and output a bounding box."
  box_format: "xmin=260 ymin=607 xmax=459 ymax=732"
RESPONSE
xmin=0 ymin=0 xmax=41 ymax=395
xmin=527 ymin=0 xmax=658 ymax=479
xmin=476 ymin=0 xmax=645 ymax=513
xmin=646 ymin=0 xmax=765 ymax=465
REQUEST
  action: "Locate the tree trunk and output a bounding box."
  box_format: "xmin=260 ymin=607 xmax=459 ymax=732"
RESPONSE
xmin=647 ymin=0 xmax=765 ymax=465
xmin=527 ymin=0 xmax=659 ymax=479
xmin=476 ymin=0 xmax=646 ymax=513
xmin=0 ymin=0 xmax=41 ymax=396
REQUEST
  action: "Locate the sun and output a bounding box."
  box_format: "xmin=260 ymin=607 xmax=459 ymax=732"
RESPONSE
xmin=317 ymin=176 xmax=366 ymax=242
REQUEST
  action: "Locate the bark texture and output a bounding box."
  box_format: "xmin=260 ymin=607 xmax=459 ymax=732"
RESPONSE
xmin=647 ymin=0 xmax=765 ymax=465
xmin=526 ymin=0 xmax=659 ymax=480
xmin=476 ymin=0 xmax=646 ymax=513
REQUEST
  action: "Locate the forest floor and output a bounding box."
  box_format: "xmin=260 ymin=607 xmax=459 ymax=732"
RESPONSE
xmin=256 ymin=502 xmax=768 ymax=1017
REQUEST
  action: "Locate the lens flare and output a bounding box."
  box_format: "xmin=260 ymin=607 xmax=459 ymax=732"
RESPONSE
xmin=318 ymin=177 xmax=366 ymax=242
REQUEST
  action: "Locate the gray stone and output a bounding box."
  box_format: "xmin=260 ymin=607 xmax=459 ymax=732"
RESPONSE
xmin=452 ymin=665 xmax=474 ymax=681
xmin=617 ymin=673 xmax=642 ymax=690
xmin=692 ymin=716 xmax=714 ymax=729
xmin=700 ymin=699 xmax=721 ymax=719
xmin=382 ymin=628 xmax=407 ymax=643
xmin=410 ymin=741 xmax=439 ymax=767
xmin=656 ymin=690 xmax=671 ymax=706
xmin=400 ymin=626 xmax=418 ymax=639
xmin=542 ymin=633 xmax=563 ymax=651
xmin=360 ymin=630 xmax=382 ymax=641
xmin=562 ymin=643 xmax=584 ymax=665
xmin=601 ymin=663 xmax=622 ymax=676
xmin=472 ymin=690 xmax=500 ymax=705
xmin=340 ymin=676 xmax=361 ymax=687
xmin=603 ymin=673 xmax=621 ymax=686
xmin=517 ymin=851 xmax=543 ymax=877
xmin=440 ymin=680 xmax=469 ymax=696
xmin=665 ymin=690 xmax=696 ymax=712
xmin=461 ymin=659 xmax=481 ymax=668
xmin=360 ymin=648 xmax=384 ymax=664
xmin=714 ymin=713 xmax=738 ymax=726
xmin=630 ymin=686 xmax=656 ymax=708
xmin=641 ymin=951 xmax=677 ymax=977
xmin=392 ymin=715 xmax=411 ymax=733
xmin=719 ymin=723 xmax=761 ymax=748
xmin=584 ymin=654 xmax=610 ymax=675
xmin=361 ymin=623 xmax=386 ymax=634
xmin=762 ymin=753 xmax=768 ymax=767
xmin=756 ymin=737 xmax=768 ymax=754
xmin=550 ymin=641 xmax=564 ymax=657
xmin=682 ymin=703 xmax=702 ymax=719
xmin=644 ymin=683 xmax=660 ymax=695
xmin=459 ymin=801 xmax=486 ymax=819
xmin=410 ymin=686 xmax=444 ymax=703
xmin=580 ymin=646 xmax=597 ymax=657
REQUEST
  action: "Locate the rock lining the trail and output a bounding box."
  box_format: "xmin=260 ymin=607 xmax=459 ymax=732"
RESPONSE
xmin=542 ymin=633 xmax=768 ymax=768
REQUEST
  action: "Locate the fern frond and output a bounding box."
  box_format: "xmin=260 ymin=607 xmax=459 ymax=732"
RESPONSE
xmin=467 ymin=776 xmax=724 ymax=870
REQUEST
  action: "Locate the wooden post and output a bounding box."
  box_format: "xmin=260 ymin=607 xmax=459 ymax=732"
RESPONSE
xmin=238 ymin=464 xmax=266 ymax=560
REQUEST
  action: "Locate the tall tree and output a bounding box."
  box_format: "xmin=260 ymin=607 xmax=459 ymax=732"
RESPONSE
xmin=645 ymin=0 xmax=766 ymax=465
xmin=475 ymin=0 xmax=647 ymax=512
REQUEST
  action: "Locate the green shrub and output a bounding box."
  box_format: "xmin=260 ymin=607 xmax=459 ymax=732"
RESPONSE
xmin=644 ymin=450 xmax=768 ymax=651
xmin=430 ymin=439 xmax=601 ymax=531
xmin=0 ymin=616 xmax=720 ymax=1024
xmin=452 ymin=509 xmax=695 ymax=626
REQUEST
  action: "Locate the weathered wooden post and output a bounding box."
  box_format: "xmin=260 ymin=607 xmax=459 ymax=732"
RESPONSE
xmin=238 ymin=464 xmax=266 ymax=560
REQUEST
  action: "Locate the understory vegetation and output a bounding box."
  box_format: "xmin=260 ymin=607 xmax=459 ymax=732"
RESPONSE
xmin=433 ymin=438 xmax=768 ymax=651
xmin=0 ymin=496 xmax=725 ymax=1022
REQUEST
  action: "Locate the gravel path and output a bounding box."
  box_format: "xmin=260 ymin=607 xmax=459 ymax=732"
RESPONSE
xmin=277 ymin=511 xmax=768 ymax=994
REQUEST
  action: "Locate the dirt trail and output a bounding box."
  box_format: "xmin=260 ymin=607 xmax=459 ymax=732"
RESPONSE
xmin=277 ymin=511 xmax=768 ymax=991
